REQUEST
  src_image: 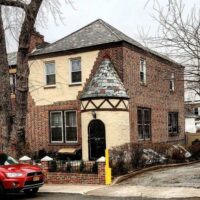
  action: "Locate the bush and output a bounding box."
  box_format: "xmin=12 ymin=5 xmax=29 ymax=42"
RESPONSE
xmin=79 ymin=161 xmax=85 ymax=172
xmin=92 ymin=161 xmax=98 ymax=173
xmin=48 ymin=160 xmax=57 ymax=172
xmin=66 ymin=161 xmax=72 ymax=172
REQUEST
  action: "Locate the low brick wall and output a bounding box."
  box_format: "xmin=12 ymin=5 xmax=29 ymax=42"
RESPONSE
xmin=40 ymin=161 xmax=105 ymax=185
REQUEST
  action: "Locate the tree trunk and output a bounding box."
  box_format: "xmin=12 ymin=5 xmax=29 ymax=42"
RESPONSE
xmin=14 ymin=0 xmax=43 ymax=158
xmin=0 ymin=6 xmax=12 ymax=153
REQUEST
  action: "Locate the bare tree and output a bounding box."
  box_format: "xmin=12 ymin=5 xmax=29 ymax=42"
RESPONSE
xmin=0 ymin=0 xmax=70 ymax=158
xmin=140 ymin=0 xmax=200 ymax=98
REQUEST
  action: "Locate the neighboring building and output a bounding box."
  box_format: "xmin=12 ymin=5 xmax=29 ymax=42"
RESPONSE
xmin=10 ymin=19 xmax=185 ymax=161
xmin=185 ymin=100 xmax=200 ymax=133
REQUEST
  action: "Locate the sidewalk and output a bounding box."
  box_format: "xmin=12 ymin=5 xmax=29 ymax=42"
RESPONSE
xmin=40 ymin=184 xmax=200 ymax=199
xmin=39 ymin=184 xmax=106 ymax=194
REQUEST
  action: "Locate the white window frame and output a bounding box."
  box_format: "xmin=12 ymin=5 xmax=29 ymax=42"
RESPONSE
xmin=50 ymin=111 xmax=64 ymax=143
xmin=64 ymin=110 xmax=78 ymax=143
xmin=170 ymin=72 xmax=175 ymax=91
xmin=45 ymin=61 xmax=56 ymax=86
xmin=140 ymin=59 xmax=147 ymax=84
xmin=69 ymin=58 xmax=82 ymax=85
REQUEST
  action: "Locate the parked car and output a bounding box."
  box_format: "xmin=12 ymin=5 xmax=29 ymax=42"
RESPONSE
xmin=0 ymin=153 xmax=44 ymax=195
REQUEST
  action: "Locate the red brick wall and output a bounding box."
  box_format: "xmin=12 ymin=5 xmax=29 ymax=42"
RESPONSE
xmin=26 ymin=95 xmax=82 ymax=153
xmin=41 ymin=161 xmax=105 ymax=185
xmin=122 ymin=44 xmax=185 ymax=143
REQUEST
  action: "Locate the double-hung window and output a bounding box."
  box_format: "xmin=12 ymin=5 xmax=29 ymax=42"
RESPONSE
xmin=45 ymin=62 xmax=56 ymax=85
xmin=10 ymin=74 xmax=16 ymax=94
xmin=70 ymin=59 xmax=81 ymax=84
xmin=140 ymin=59 xmax=147 ymax=84
xmin=168 ymin=112 xmax=179 ymax=135
xmin=50 ymin=111 xmax=63 ymax=143
xmin=65 ymin=111 xmax=78 ymax=142
xmin=50 ymin=111 xmax=78 ymax=143
xmin=194 ymin=108 xmax=199 ymax=115
xmin=170 ymin=72 xmax=175 ymax=91
xmin=137 ymin=107 xmax=151 ymax=140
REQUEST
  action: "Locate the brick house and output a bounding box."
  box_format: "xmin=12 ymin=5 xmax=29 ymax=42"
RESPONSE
xmin=9 ymin=19 xmax=185 ymax=161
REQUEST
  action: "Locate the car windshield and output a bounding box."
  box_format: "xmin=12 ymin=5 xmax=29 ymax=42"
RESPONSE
xmin=0 ymin=153 xmax=18 ymax=166
xmin=5 ymin=156 xmax=18 ymax=165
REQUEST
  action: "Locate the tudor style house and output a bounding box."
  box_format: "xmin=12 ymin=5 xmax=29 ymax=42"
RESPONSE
xmin=23 ymin=19 xmax=185 ymax=161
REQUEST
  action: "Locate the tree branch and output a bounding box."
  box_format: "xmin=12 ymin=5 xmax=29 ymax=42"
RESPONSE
xmin=0 ymin=0 xmax=27 ymax=10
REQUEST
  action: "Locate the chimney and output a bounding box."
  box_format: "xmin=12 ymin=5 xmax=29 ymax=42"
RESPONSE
xmin=29 ymin=29 xmax=46 ymax=53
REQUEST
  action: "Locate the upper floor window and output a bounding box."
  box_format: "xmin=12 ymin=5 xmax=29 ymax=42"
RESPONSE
xmin=70 ymin=58 xmax=81 ymax=84
xmin=45 ymin=62 xmax=55 ymax=85
xmin=168 ymin=112 xmax=179 ymax=135
xmin=10 ymin=74 xmax=16 ymax=94
xmin=194 ymin=107 xmax=199 ymax=115
xmin=170 ymin=72 xmax=175 ymax=91
xmin=137 ymin=107 xmax=151 ymax=140
xmin=50 ymin=110 xmax=78 ymax=143
xmin=140 ymin=59 xmax=146 ymax=84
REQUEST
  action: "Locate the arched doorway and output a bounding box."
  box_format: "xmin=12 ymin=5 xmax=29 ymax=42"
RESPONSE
xmin=88 ymin=119 xmax=106 ymax=160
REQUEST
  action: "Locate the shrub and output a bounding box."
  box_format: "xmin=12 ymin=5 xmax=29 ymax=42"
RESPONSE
xmin=92 ymin=161 xmax=98 ymax=173
xmin=48 ymin=160 xmax=57 ymax=172
xmin=79 ymin=161 xmax=85 ymax=173
xmin=66 ymin=161 xmax=72 ymax=172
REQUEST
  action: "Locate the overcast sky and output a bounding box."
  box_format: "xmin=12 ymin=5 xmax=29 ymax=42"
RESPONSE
xmin=7 ymin=0 xmax=199 ymax=52
xmin=35 ymin=0 xmax=199 ymax=45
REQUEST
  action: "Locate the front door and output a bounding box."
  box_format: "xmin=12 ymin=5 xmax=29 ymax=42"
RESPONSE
xmin=88 ymin=119 xmax=106 ymax=160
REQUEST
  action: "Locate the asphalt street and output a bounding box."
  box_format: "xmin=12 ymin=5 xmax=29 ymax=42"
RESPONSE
xmin=1 ymin=193 xmax=200 ymax=200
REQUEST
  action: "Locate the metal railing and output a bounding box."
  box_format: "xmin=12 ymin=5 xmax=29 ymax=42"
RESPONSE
xmin=48 ymin=160 xmax=98 ymax=174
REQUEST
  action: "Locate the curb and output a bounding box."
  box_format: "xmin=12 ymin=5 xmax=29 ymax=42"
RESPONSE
xmin=112 ymin=160 xmax=200 ymax=185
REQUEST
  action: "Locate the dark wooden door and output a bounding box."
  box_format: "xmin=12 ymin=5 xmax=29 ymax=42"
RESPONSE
xmin=88 ymin=119 xmax=106 ymax=160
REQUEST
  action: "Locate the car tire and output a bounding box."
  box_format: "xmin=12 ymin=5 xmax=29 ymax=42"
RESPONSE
xmin=24 ymin=188 xmax=39 ymax=195
xmin=0 ymin=183 xmax=5 ymax=196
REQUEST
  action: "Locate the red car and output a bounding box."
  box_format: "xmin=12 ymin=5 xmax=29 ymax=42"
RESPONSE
xmin=0 ymin=153 xmax=44 ymax=195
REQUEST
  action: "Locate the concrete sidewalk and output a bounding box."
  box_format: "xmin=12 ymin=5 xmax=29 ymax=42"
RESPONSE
xmin=40 ymin=184 xmax=200 ymax=199
xmin=39 ymin=184 xmax=106 ymax=195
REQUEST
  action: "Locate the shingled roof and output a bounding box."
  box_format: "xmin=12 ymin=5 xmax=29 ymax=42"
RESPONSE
xmin=80 ymin=58 xmax=129 ymax=100
xmin=32 ymin=19 xmax=181 ymax=66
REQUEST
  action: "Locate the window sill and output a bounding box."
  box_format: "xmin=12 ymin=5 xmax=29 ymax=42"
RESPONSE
xmin=140 ymin=82 xmax=147 ymax=86
xmin=48 ymin=142 xmax=79 ymax=146
xmin=138 ymin=138 xmax=151 ymax=141
xmin=170 ymin=89 xmax=175 ymax=93
xmin=44 ymin=85 xmax=56 ymax=89
xmin=69 ymin=83 xmax=82 ymax=87
xmin=168 ymin=133 xmax=179 ymax=137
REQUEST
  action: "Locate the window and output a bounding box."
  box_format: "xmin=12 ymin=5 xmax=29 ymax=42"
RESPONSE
xmin=50 ymin=111 xmax=78 ymax=143
xmin=140 ymin=59 xmax=146 ymax=84
xmin=170 ymin=72 xmax=175 ymax=91
xmin=168 ymin=112 xmax=179 ymax=135
xmin=50 ymin=111 xmax=63 ymax=143
xmin=45 ymin=62 xmax=55 ymax=85
xmin=10 ymin=74 xmax=16 ymax=94
xmin=194 ymin=108 xmax=199 ymax=115
xmin=70 ymin=59 xmax=81 ymax=84
xmin=137 ymin=107 xmax=151 ymax=140
xmin=65 ymin=111 xmax=77 ymax=142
